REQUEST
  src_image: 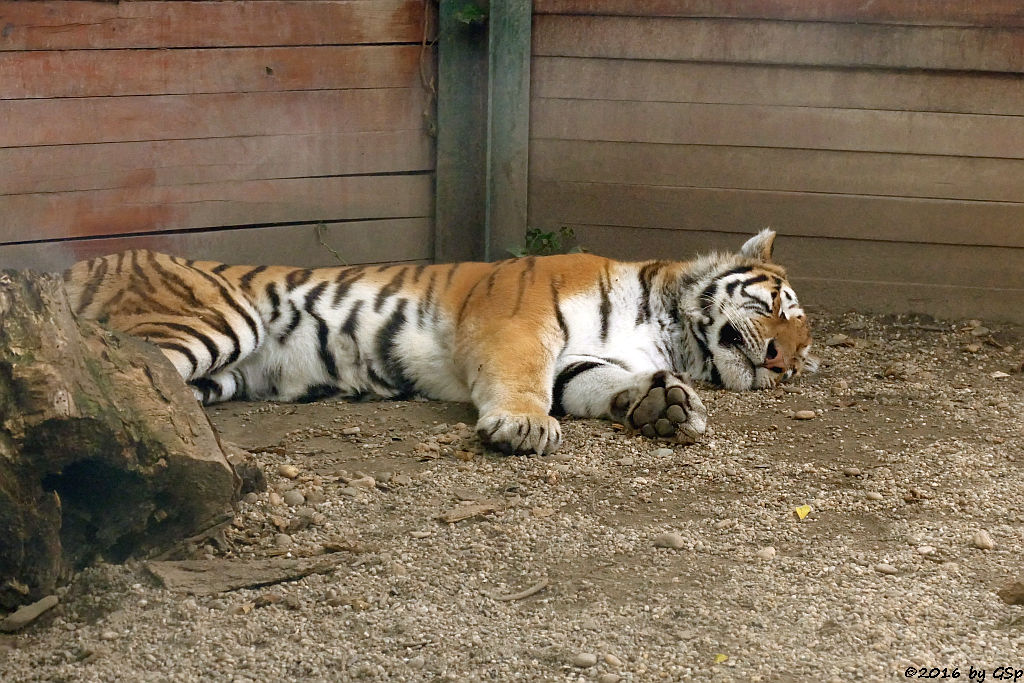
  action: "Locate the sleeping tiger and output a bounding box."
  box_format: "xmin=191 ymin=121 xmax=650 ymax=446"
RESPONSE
xmin=64 ymin=229 xmax=814 ymax=455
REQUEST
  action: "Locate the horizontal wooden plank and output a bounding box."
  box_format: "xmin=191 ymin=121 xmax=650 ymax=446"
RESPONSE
xmin=532 ymin=57 xmax=1024 ymax=116
xmin=530 ymin=140 xmax=1024 ymax=203
xmin=0 ymin=173 xmax=434 ymax=243
xmin=1 ymin=130 xmax=434 ymax=196
xmin=0 ymin=219 xmax=433 ymax=273
xmin=533 ymin=98 xmax=1024 ymax=159
xmin=538 ymin=225 xmax=1024 ymax=322
xmin=533 ymin=15 xmax=1024 ymax=73
xmin=0 ymin=45 xmax=424 ymax=100
xmin=0 ymin=88 xmax=426 ymax=148
xmin=529 ymin=182 xmax=1024 ymax=249
xmin=0 ymin=0 xmax=424 ymax=50
xmin=533 ymin=0 xmax=1024 ymax=28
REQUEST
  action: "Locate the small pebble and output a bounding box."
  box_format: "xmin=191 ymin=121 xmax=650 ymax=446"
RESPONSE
xmin=408 ymin=655 xmax=425 ymax=669
xmin=392 ymin=474 xmax=413 ymax=486
xmin=277 ymin=464 xmax=300 ymax=479
xmin=274 ymin=533 xmax=293 ymax=548
xmin=971 ymin=530 xmax=996 ymax=550
xmin=653 ymin=532 xmax=686 ymax=549
xmin=793 ymin=410 xmax=816 ymax=420
xmin=756 ymin=546 xmax=777 ymax=561
xmin=342 ymin=426 xmax=361 ymax=436
xmin=917 ymin=546 xmax=936 ymax=556
xmin=100 ymin=630 xmax=118 ymax=640
xmin=268 ymin=492 xmax=284 ymax=506
xmin=339 ymin=486 xmax=361 ymax=498
xmin=865 ymin=492 xmax=883 ymax=501
xmin=842 ymin=467 xmax=862 ymax=477
xmin=242 ymin=492 xmax=259 ymax=504
xmin=305 ymin=490 xmax=327 ymax=504
xmin=874 ymin=563 xmax=898 ymax=576
xmin=604 ymin=653 xmax=623 ymax=667
xmin=410 ymin=530 xmax=431 ymax=539
xmin=618 ymin=456 xmax=635 ymax=466
xmin=350 ymin=475 xmax=376 ymax=489
xmin=572 ymin=653 xmax=598 ymax=668
xmin=282 ymin=490 xmax=305 ymax=506
xmin=651 ymin=447 xmax=673 ymax=458
xmin=599 ymin=675 xmax=621 ymax=683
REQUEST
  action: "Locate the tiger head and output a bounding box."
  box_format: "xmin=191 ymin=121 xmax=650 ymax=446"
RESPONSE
xmin=685 ymin=229 xmax=817 ymax=390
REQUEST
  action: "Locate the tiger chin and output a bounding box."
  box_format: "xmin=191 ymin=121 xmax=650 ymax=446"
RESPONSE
xmin=64 ymin=229 xmax=816 ymax=456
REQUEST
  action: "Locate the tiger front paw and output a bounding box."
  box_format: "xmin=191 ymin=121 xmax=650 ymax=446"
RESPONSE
xmin=476 ymin=413 xmax=562 ymax=456
xmin=625 ymin=373 xmax=707 ymax=445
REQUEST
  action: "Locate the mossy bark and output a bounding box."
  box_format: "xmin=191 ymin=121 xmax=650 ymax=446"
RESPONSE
xmin=0 ymin=270 xmax=238 ymax=610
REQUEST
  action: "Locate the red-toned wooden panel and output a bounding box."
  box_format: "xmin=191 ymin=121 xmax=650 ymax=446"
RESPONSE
xmin=0 ymin=88 xmax=426 ymax=148
xmin=529 ymin=181 xmax=1024 ymax=249
xmin=0 ymin=219 xmax=433 ymax=273
xmin=532 ymin=98 xmax=1024 ymax=159
xmin=531 ymin=57 xmax=1024 ymax=116
xmin=0 ymin=174 xmax=434 ymax=243
xmin=531 ymin=139 xmax=1024 ymax=203
xmin=533 ymin=15 xmax=1024 ymax=73
xmin=533 ymin=0 xmax=1024 ymax=27
xmin=0 ymin=0 xmax=425 ymax=50
xmin=1 ymin=131 xmax=433 ymax=195
xmin=0 ymin=45 xmax=423 ymax=100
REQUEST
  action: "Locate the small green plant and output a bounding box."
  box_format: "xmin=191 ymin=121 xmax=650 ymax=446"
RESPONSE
xmin=508 ymin=227 xmax=583 ymax=257
xmin=452 ymin=3 xmax=487 ymax=26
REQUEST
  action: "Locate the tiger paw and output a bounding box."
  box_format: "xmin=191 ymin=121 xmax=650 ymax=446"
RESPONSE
xmin=476 ymin=413 xmax=562 ymax=456
xmin=626 ymin=374 xmax=707 ymax=445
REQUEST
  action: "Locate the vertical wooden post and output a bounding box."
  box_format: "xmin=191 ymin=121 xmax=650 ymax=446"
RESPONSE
xmin=434 ymin=0 xmax=532 ymax=263
xmin=485 ymin=0 xmax=532 ymax=260
xmin=434 ymin=0 xmax=489 ymax=263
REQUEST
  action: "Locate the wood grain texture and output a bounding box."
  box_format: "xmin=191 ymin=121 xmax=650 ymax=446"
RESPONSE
xmin=533 ymin=0 xmax=1024 ymax=27
xmin=0 ymin=174 xmax=433 ymax=243
xmin=529 ymin=182 xmax=1024 ymax=249
xmin=542 ymin=226 xmax=1024 ymax=322
xmin=0 ymin=219 xmax=433 ymax=273
xmin=533 ymin=98 xmax=1024 ymax=159
xmin=533 ymin=15 xmax=1024 ymax=73
xmin=0 ymin=0 xmax=424 ymax=50
xmin=0 ymin=45 xmax=422 ymax=100
xmin=1 ymin=88 xmax=426 ymax=148
xmin=532 ymin=57 xmax=1024 ymax=116
xmin=434 ymin=0 xmax=488 ymax=262
xmin=1 ymin=131 xmax=433 ymax=196
xmin=530 ymin=140 xmax=1024 ymax=203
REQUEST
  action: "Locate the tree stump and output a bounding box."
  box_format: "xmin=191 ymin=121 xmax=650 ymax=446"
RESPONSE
xmin=0 ymin=270 xmax=238 ymax=610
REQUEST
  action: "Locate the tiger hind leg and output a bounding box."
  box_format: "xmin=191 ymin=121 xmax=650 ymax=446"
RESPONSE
xmin=188 ymin=369 xmax=249 ymax=405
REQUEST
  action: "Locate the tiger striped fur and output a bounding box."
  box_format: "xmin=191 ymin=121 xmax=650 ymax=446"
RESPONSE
xmin=64 ymin=229 xmax=815 ymax=455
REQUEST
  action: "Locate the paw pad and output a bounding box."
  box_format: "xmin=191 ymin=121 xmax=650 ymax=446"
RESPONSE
xmin=627 ymin=380 xmax=707 ymax=445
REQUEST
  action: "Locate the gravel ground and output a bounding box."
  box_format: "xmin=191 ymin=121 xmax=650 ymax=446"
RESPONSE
xmin=2 ymin=311 xmax=1022 ymax=682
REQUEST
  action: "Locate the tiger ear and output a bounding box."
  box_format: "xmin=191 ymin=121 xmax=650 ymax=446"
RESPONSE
xmin=739 ymin=229 xmax=776 ymax=262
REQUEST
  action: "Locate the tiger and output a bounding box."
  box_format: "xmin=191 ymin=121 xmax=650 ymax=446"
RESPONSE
xmin=63 ymin=229 xmax=815 ymax=455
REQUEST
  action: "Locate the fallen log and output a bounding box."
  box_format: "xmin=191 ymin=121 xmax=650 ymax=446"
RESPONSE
xmin=0 ymin=270 xmax=238 ymax=610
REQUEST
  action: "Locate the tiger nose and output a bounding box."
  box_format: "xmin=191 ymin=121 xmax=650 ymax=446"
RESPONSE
xmin=763 ymin=339 xmax=787 ymax=371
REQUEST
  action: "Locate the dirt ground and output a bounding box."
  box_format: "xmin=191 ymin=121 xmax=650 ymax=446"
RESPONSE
xmin=1 ymin=310 xmax=1023 ymax=682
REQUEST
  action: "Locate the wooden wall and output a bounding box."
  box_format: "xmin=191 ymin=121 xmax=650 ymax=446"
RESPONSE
xmin=0 ymin=0 xmax=435 ymax=272
xmin=529 ymin=1 xmax=1024 ymax=321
